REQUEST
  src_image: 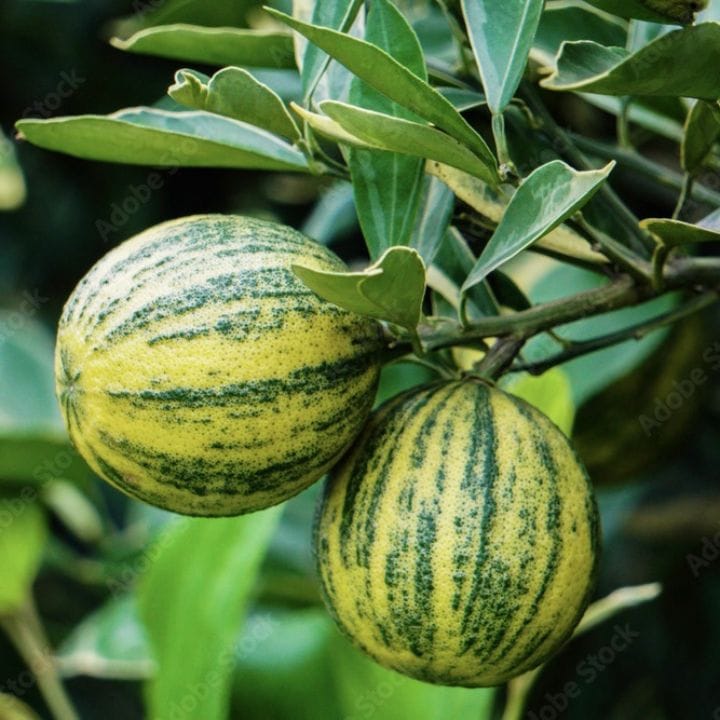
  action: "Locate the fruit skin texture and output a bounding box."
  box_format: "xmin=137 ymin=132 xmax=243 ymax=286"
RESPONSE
xmin=315 ymin=380 xmax=599 ymax=687
xmin=55 ymin=214 xmax=382 ymax=517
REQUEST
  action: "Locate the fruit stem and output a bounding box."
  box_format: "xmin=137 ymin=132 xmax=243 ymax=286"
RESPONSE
xmin=469 ymin=335 xmax=526 ymax=381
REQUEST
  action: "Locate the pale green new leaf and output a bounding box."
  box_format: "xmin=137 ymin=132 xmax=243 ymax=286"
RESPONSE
xmin=542 ymin=24 xmax=720 ymax=100
xmin=138 ymin=510 xmax=281 ymax=720
xmin=293 ymin=247 xmax=426 ymax=330
xmin=17 ymin=109 xmax=309 ymax=171
xmin=322 ymin=101 xmax=498 ymax=182
xmin=266 ymin=7 xmax=500 ymax=183
xmin=462 ymin=161 xmax=614 ymax=293
xmin=461 ymin=0 xmax=544 ymax=114
xmin=169 ymin=68 xmax=300 ymax=141
xmin=111 ymin=25 xmax=296 ymax=68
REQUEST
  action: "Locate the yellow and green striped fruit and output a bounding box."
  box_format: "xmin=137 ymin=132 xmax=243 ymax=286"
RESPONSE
xmin=55 ymin=215 xmax=382 ymax=517
xmin=315 ymin=380 xmax=600 ymax=687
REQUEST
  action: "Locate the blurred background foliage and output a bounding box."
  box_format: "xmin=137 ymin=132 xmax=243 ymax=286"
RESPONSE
xmin=1 ymin=1 xmax=719 ymax=719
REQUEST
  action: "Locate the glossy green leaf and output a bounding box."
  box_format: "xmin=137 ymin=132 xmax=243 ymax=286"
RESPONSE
xmin=138 ymin=509 xmax=281 ymax=720
xmin=0 ymin=129 xmax=26 ymax=211
xmin=640 ymin=217 xmax=720 ymax=247
xmin=344 ymin=0 xmax=426 ymax=259
xmin=438 ymin=87 xmax=487 ymax=111
xmin=169 ymin=68 xmax=300 ymax=141
xmin=322 ymin=101 xmax=498 ymax=182
xmin=682 ymin=100 xmax=720 ymax=174
xmin=412 ymin=176 xmax=455 ymax=266
xmin=503 ymin=367 xmax=576 ymax=436
xmin=111 ymin=25 xmax=296 ymax=68
xmin=462 ymin=161 xmax=614 ymax=293
xmin=301 ymin=0 xmax=363 ymax=99
xmin=266 ymin=7 xmax=500 ymax=182
xmin=585 ymin=0 xmax=706 ymax=24
xmin=331 ymin=632 xmax=495 ymax=720
xmin=293 ymin=246 xmax=426 ymax=330
xmin=58 ymin=594 xmax=154 ymax=680
xmin=17 ymin=109 xmax=309 ymax=171
xmin=542 ymin=24 xmax=720 ymax=99
xmin=0 ymin=500 xmax=46 ymax=613
xmin=461 ymin=0 xmax=543 ymax=114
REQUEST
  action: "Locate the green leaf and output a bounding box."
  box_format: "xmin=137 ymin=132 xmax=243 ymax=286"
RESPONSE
xmin=461 ymin=0 xmax=544 ymax=114
xmin=293 ymin=246 xmax=426 ymax=331
xmin=110 ymin=25 xmax=296 ymax=68
xmin=266 ymin=7 xmax=500 ymax=182
xmin=429 ymin=227 xmax=500 ymax=320
xmin=426 ymin=161 xmax=609 ymax=266
xmin=17 ymin=109 xmax=309 ymax=171
xmin=412 ymin=176 xmax=455 ymax=266
xmin=331 ymin=632 xmax=495 ymax=720
xmin=503 ymin=367 xmax=576 ymax=436
xmin=542 ymin=24 xmax=720 ymax=99
xmin=301 ymin=0 xmax=363 ymax=99
xmin=138 ymin=509 xmax=281 ymax=720
xmin=58 ymin=594 xmax=154 ymax=680
xmin=301 ymin=181 xmax=357 ymax=245
xmin=585 ymin=0 xmax=706 ymax=25
xmin=0 ymin=129 xmax=26 ymax=211
xmin=0 ymin=500 xmax=46 ymax=613
xmin=322 ymin=101 xmax=500 ymax=182
xmin=344 ymin=0 xmax=426 ymax=259
xmin=682 ymin=100 xmax=720 ymax=174
xmin=169 ymin=68 xmax=301 ymax=141
xmin=232 ymin=609 xmax=343 ymax=720
xmin=533 ymin=4 xmax=627 ymax=68
xmin=462 ymin=160 xmax=614 ymax=293
xmin=640 ymin=217 xmax=720 ymax=247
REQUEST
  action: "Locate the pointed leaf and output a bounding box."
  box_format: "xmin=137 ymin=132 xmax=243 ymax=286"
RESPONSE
xmin=322 ymin=101 xmax=500 ymax=182
xmin=461 ymin=0 xmax=544 ymax=114
xmin=640 ymin=217 xmax=720 ymax=247
xmin=293 ymin=246 xmax=426 ymax=330
xmin=682 ymin=100 xmax=720 ymax=174
xmin=462 ymin=160 xmax=614 ymax=293
xmin=542 ymin=25 xmax=720 ymax=100
xmin=266 ymin=7 xmax=500 ymax=182
xmin=17 ymin=109 xmax=309 ymax=171
xmin=344 ymin=0 xmax=426 ymax=259
xmin=111 ymin=25 xmax=296 ymax=68
xmin=427 ymin=161 xmax=609 ymax=265
xmin=169 ymin=68 xmax=300 ymax=141
xmin=138 ymin=510 xmax=281 ymax=720
xmin=0 ymin=501 xmax=46 ymax=613
xmin=302 ymin=0 xmax=363 ymax=99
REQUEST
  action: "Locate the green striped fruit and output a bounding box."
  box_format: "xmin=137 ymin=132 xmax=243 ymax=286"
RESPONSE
xmin=315 ymin=380 xmax=599 ymax=687
xmin=55 ymin=215 xmax=382 ymax=517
